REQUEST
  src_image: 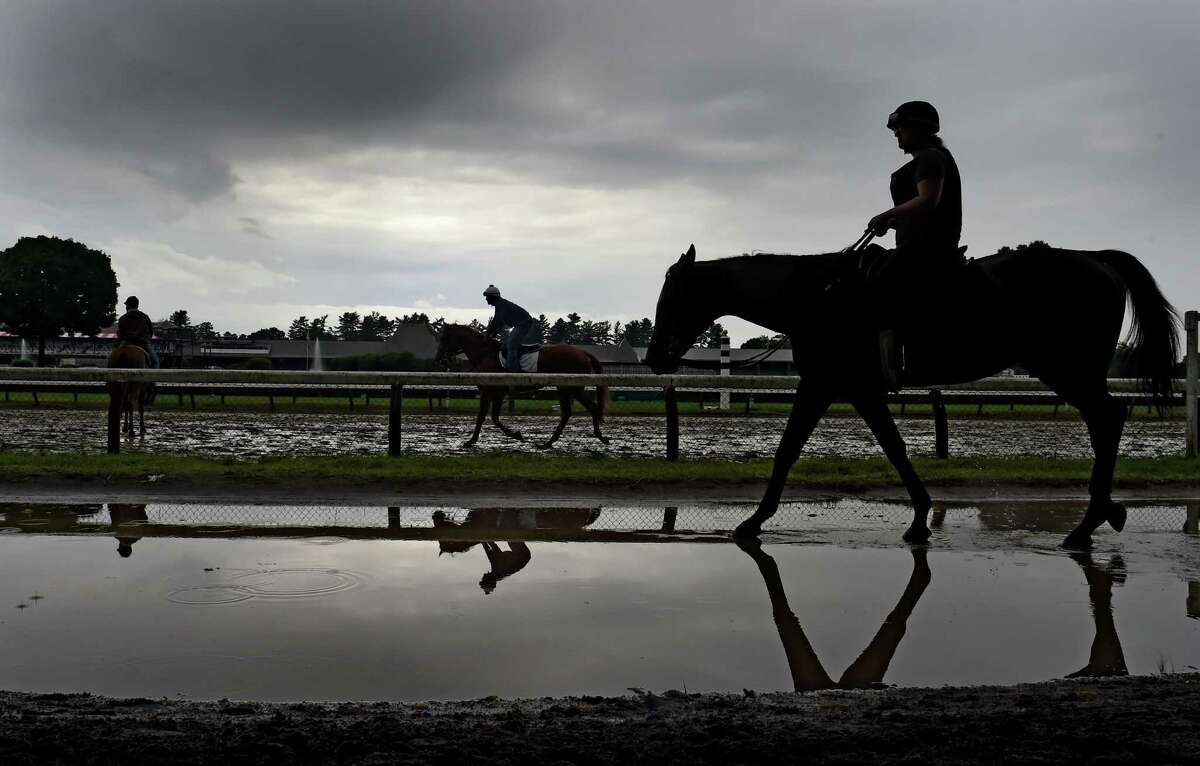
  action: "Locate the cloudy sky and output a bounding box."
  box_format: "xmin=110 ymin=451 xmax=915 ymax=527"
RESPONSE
xmin=0 ymin=0 xmax=1196 ymax=342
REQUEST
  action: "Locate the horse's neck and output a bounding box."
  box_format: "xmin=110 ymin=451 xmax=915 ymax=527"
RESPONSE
xmin=458 ymin=331 xmax=498 ymax=367
xmin=693 ymin=254 xmax=833 ymax=334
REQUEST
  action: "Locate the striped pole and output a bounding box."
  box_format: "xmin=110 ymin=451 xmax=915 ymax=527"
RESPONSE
xmin=720 ymin=334 xmax=730 ymax=410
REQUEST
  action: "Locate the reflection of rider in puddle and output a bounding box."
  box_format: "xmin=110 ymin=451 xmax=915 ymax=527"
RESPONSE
xmin=479 ymin=542 xmax=532 ymax=594
xmin=737 ymin=539 xmax=931 ymax=690
xmin=109 ymin=503 xmax=149 ymax=558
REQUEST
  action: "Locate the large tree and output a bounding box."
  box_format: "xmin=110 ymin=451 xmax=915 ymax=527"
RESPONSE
xmin=287 ymin=316 xmax=310 ymax=340
xmin=335 ymin=311 xmax=361 ymax=341
xmin=0 ymin=235 xmax=119 ymax=365
xmin=169 ymin=309 xmax=192 ymax=328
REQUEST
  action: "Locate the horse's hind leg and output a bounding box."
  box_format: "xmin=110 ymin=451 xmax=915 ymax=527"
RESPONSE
xmin=538 ymin=390 xmax=573 ymax=449
xmin=853 ymin=393 xmax=933 ymax=543
xmin=490 ymin=393 xmax=524 ymax=441
xmin=736 ymin=382 xmax=833 ymax=538
xmin=573 ymin=388 xmax=609 ymax=444
xmin=1060 ymin=385 xmax=1128 ymax=549
xmin=138 ymin=390 xmax=146 ymax=436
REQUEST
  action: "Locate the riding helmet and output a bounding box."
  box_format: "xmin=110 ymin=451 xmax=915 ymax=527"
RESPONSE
xmin=886 ymin=101 xmax=940 ymax=133
xmin=483 ymin=285 xmax=501 ymax=298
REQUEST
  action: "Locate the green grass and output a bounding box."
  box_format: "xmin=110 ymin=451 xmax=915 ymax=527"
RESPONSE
xmin=0 ymin=452 xmax=1195 ymax=488
xmin=0 ymin=390 xmax=1183 ymax=420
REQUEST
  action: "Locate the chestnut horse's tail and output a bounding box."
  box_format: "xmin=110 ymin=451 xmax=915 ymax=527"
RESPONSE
xmin=1092 ymin=249 xmax=1180 ymax=410
xmin=585 ymin=351 xmax=607 ymax=423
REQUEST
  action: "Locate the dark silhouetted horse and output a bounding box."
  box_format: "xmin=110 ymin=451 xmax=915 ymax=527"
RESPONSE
xmin=106 ymin=344 xmax=150 ymax=449
xmin=435 ymin=324 xmax=609 ymax=449
xmin=646 ymin=244 xmax=1179 ymax=549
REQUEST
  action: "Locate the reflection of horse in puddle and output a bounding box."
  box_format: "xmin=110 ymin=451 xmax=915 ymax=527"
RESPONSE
xmin=738 ymin=539 xmax=930 ymax=690
xmin=739 ymin=540 xmax=1137 ymax=688
xmin=432 ymin=507 xmax=600 ymax=593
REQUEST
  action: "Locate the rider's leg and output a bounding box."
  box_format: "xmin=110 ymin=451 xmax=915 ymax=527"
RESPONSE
xmin=505 ymin=331 xmax=521 ymax=372
xmin=145 ymin=346 xmax=160 ymax=404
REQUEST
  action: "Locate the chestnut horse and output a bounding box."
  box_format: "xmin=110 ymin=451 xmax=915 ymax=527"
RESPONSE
xmin=434 ymin=324 xmax=609 ymax=449
xmin=106 ymin=344 xmax=149 ymax=449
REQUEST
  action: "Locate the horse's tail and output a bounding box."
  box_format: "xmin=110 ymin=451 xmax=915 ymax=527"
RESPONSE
xmin=585 ymin=352 xmax=607 ymax=423
xmin=1092 ymin=249 xmax=1180 ymax=410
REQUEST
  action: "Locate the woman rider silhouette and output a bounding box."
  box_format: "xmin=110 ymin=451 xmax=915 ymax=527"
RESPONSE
xmin=864 ymin=101 xmax=963 ymax=385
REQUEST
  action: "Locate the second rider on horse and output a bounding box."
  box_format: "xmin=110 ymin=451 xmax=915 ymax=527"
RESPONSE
xmin=483 ymin=285 xmax=540 ymax=372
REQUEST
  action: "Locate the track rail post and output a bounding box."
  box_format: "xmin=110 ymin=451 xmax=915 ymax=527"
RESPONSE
xmin=665 ymin=386 xmax=679 ymax=461
xmin=388 ymin=384 xmax=403 ymax=456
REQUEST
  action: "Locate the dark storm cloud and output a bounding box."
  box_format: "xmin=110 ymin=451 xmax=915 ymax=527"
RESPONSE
xmin=0 ymin=0 xmax=561 ymax=199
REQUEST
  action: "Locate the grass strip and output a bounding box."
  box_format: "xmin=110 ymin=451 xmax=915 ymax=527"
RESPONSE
xmin=0 ymin=452 xmax=1195 ymax=488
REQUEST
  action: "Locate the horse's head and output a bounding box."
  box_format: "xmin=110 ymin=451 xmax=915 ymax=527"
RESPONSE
xmin=434 ymin=324 xmax=466 ymax=368
xmin=645 ymin=244 xmax=713 ymax=374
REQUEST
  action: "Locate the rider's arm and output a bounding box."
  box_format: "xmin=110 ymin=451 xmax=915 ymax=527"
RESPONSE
xmin=869 ymin=149 xmax=945 ymax=233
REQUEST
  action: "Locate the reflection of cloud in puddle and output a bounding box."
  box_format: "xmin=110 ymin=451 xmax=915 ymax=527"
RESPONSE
xmin=166 ymin=568 xmax=363 ymax=605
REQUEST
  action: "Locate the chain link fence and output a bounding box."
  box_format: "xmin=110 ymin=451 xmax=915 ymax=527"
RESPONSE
xmin=2 ymin=500 xmax=1196 ymax=537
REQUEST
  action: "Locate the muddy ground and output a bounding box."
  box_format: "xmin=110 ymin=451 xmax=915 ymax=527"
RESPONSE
xmin=2 ymin=675 xmax=1198 ymax=765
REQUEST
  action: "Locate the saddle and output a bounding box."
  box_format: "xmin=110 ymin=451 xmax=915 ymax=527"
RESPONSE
xmin=499 ymin=344 xmax=541 ymax=373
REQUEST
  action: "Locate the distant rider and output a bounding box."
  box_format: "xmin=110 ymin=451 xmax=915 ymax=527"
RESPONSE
xmin=483 ymin=285 xmax=538 ymax=372
xmin=864 ymin=100 xmax=963 ymax=387
xmin=117 ymin=296 xmax=159 ymax=402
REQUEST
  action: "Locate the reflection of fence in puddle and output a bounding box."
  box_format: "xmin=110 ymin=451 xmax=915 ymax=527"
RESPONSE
xmin=3 ymin=501 xmax=1196 ymax=537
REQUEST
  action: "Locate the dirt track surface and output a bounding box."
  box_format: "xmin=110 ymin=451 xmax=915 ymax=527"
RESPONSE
xmin=3 ymin=676 xmax=1198 ymax=765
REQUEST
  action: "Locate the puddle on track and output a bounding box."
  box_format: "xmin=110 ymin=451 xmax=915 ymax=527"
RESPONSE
xmin=0 ymin=499 xmax=1197 ymax=701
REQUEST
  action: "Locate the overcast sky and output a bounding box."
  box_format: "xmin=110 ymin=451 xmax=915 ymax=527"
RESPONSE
xmin=1 ymin=0 xmax=1196 ymax=342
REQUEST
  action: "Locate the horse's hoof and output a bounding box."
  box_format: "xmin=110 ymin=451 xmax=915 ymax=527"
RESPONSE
xmin=902 ymin=524 xmax=932 ymax=544
xmin=1062 ymin=530 xmax=1093 ymax=550
xmin=461 ymin=441 xmax=477 ymax=449
xmin=596 ymin=436 xmax=611 ymax=445
xmin=1107 ymin=502 xmax=1127 ymax=532
xmin=733 ymin=520 xmax=762 ymax=539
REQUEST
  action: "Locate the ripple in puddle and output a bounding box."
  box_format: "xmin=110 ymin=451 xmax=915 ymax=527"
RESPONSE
xmin=166 ymin=568 xmax=363 ymax=605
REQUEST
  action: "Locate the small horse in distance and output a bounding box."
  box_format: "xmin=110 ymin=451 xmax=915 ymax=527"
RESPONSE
xmin=646 ymin=244 xmax=1179 ymax=549
xmin=106 ymin=343 xmax=149 ymax=447
xmin=434 ymin=324 xmax=610 ymax=449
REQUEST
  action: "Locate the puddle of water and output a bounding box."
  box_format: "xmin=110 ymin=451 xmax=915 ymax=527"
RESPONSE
xmin=0 ymin=500 xmax=1196 ymax=701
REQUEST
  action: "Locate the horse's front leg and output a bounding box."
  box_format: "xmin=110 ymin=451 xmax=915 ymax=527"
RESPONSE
xmin=138 ymin=391 xmax=146 ymax=436
xmin=463 ymin=391 xmax=489 ymax=448
xmin=490 ymin=392 xmax=523 ymax=441
xmin=852 ymin=393 xmax=932 ymax=543
xmin=735 ymin=382 xmax=833 ymax=538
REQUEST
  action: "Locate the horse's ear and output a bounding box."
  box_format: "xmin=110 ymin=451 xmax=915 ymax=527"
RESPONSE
xmin=678 ymin=244 xmax=696 ymax=268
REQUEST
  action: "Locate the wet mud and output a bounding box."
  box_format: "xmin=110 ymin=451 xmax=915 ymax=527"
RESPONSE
xmin=0 ymin=407 xmax=1184 ymax=459
xmin=3 ymin=675 xmax=1199 ymax=765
